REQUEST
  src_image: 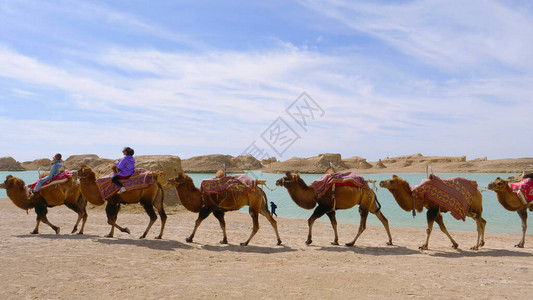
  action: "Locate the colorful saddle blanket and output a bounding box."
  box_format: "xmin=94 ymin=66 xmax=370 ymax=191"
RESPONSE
xmin=201 ymin=175 xmax=256 ymax=194
xmin=510 ymin=178 xmax=533 ymax=205
xmin=411 ymin=176 xmax=478 ymax=221
xmin=310 ymin=171 xmax=368 ymax=198
xmin=96 ymin=168 xmax=156 ymax=199
xmin=28 ymin=170 xmax=72 ymax=190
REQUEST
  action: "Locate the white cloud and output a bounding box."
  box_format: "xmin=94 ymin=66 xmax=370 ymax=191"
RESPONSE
xmin=298 ymin=0 xmax=533 ymax=71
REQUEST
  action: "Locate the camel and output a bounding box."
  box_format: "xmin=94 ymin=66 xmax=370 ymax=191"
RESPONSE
xmin=488 ymin=176 xmax=533 ymax=248
xmin=166 ymin=173 xmax=282 ymax=246
xmin=77 ymin=165 xmax=166 ymax=239
xmin=379 ymin=175 xmax=486 ymax=250
xmin=275 ymin=171 xmax=393 ymax=246
xmin=1 ymin=174 xmax=88 ymax=235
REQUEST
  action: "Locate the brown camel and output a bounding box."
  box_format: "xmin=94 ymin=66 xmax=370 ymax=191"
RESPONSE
xmin=379 ymin=175 xmax=486 ymax=250
xmin=488 ymin=177 xmax=533 ymax=248
xmin=77 ymin=165 xmax=166 ymax=239
xmin=275 ymin=171 xmax=393 ymax=246
xmin=1 ymin=174 xmax=89 ymax=235
xmin=166 ymin=173 xmax=282 ymax=246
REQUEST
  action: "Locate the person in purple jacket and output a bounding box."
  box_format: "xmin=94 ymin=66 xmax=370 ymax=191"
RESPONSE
xmin=112 ymin=147 xmax=135 ymax=194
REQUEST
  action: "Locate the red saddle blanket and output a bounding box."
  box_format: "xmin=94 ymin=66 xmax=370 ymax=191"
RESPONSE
xmin=310 ymin=172 xmax=368 ymax=198
xmin=412 ymin=176 xmax=478 ymax=221
xmin=510 ymin=178 xmax=533 ymax=205
xmin=96 ymin=168 xmax=156 ymax=199
xmin=28 ymin=170 xmax=72 ymax=190
xmin=201 ymin=175 xmax=256 ymax=194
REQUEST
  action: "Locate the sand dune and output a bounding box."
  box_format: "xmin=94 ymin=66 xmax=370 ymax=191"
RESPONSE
xmin=1 ymin=199 xmax=532 ymax=299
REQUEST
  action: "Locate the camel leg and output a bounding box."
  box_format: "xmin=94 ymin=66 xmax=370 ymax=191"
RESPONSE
xmin=346 ymin=208 xmax=368 ymax=247
xmin=306 ymin=205 xmax=329 ymax=245
xmin=326 ymin=211 xmax=339 ymax=245
xmin=105 ymin=201 xmax=120 ymax=238
xmin=420 ymin=208 xmax=439 ymax=250
xmin=471 ymin=216 xmax=486 ymax=250
xmin=79 ymin=205 xmax=88 ymax=235
xmin=154 ymin=192 xmax=167 ymax=240
xmin=258 ymin=200 xmax=282 ymax=245
xmin=65 ymin=200 xmax=86 ymax=234
xmin=375 ymin=210 xmax=393 ymax=246
xmin=516 ymin=209 xmax=528 ymax=248
xmin=34 ymin=204 xmax=60 ymax=234
xmin=241 ymin=211 xmax=260 ymax=246
xmin=140 ymin=200 xmax=157 ymax=239
xmin=77 ymin=194 xmax=88 ymax=235
xmin=434 ymin=213 xmax=459 ymax=249
xmin=32 ymin=215 xmax=41 ymax=234
xmin=213 ymin=210 xmax=228 ymax=244
xmin=186 ymin=206 xmax=213 ymax=243
xmin=40 ymin=214 xmax=61 ymax=235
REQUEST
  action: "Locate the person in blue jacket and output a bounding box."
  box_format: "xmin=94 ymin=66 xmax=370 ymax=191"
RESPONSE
xmin=33 ymin=153 xmax=64 ymax=194
xmin=112 ymin=147 xmax=135 ymax=194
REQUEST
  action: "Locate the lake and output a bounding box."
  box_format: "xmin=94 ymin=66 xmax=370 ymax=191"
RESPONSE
xmin=0 ymin=170 xmax=522 ymax=234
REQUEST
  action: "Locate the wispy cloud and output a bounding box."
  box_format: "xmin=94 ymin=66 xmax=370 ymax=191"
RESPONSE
xmin=1 ymin=1 xmax=532 ymax=161
xmin=298 ymin=0 xmax=533 ymax=71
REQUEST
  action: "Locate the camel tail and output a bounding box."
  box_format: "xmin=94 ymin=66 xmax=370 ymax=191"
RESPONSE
xmin=259 ymin=188 xmax=269 ymax=212
xmin=156 ymin=180 xmax=165 ymax=205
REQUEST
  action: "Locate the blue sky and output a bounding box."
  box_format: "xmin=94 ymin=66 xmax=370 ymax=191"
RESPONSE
xmin=1 ymin=0 xmax=532 ymax=162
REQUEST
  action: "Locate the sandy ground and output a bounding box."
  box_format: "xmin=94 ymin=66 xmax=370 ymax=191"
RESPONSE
xmin=1 ymin=198 xmax=532 ymax=300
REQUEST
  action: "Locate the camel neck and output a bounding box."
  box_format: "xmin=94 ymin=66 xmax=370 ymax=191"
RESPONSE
xmin=495 ymin=186 xmax=523 ymax=211
xmin=286 ymin=179 xmax=317 ymax=209
xmin=389 ymin=184 xmax=416 ymax=212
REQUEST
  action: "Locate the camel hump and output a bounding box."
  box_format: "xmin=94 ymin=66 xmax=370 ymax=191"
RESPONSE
xmin=215 ymin=169 xmax=224 ymax=178
xmin=325 ymin=167 xmax=335 ymax=174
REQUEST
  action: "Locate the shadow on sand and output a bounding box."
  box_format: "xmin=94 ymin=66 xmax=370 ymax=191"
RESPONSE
xmin=16 ymin=233 xmax=100 ymax=240
xmin=94 ymin=237 xmax=193 ymax=251
xmin=429 ymin=248 xmax=533 ymax=258
xmin=201 ymin=243 xmax=297 ymax=254
xmin=319 ymin=245 xmax=420 ymax=256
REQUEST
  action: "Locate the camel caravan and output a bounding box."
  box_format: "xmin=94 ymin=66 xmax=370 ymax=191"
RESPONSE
xmin=2 ymin=153 xmax=533 ymax=251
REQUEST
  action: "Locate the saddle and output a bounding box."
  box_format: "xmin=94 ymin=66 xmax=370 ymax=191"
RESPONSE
xmin=310 ymin=171 xmax=368 ymax=198
xmin=510 ymin=178 xmax=533 ymax=205
xmin=28 ymin=170 xmax=73 ymax=190
xmin=411 ymin=175 xmax=478 ymax=221
xmin=96 ymin=168 xmax=158 ymax=199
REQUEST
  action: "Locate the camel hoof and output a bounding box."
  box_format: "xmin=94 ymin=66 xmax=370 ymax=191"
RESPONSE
xmin=185 ymin=237 xmax=193 ymax=243
xmin=277 ymin=240 xmax=282 ymax=246
xmin=123 ymin=228 xmax=131 ymax=234
xmin=305 ymin=240 xmax=312 ymax=245
xmin=77 ymin=232 xmax=84 ymax=235
xmin=515 ymin=244 xmax=524 ymax=248
xmin=104 ymin=234 xmax=113 ymax=238
xmin=55 ymin=228 xmax=60 ymax=235
xmin=386 ymin=242 xmax=393 ymax=246
xmin=480 ymin=241 xmax=485 ymax=247
xmin=155 ymin=236 xmax=162 ymax=240
xmin=470 ymin=246 xmax=479 ymax=250
xmin=452 ymin=244 xmax=459 ymax=249
xmin=419 ymin=245 xmax=428 ymax=250
xmin=331 ymin=241 xmax=339 ymax=246
xmin=71 ymin=228 xmax=78 ymax=234
xmin=30 ymin=231 xmax=38 ymax=235
xmin=139 ymin=235 xmax=146 ymax=239
xmin=240 ymin=242 xmax=248 ymax=246
xmin=220 ymin=240 xmax=228 ymax=244
xmin=345 ymin=242 xmax=355 ymax=247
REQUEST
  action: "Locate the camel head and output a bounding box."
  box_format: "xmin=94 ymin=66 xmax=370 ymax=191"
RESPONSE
xmin=2 ymin=175 xmax=24 ymax=191
xmin=379 ymin=175 xmax=409 ymax=190
xmin=77 ymin=165 xmax=96 ymax=181
xmin=167 ymin=172 xmax=193 ymax=187
xmin=488 ymin=177 xmax=509 ymax=192
xmin=276 ymin=171 xmax=300 ymax=188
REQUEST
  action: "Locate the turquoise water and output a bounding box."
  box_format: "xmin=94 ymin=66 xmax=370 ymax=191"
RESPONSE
xmin=0 ymin=171 xmax=523 ymax=234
